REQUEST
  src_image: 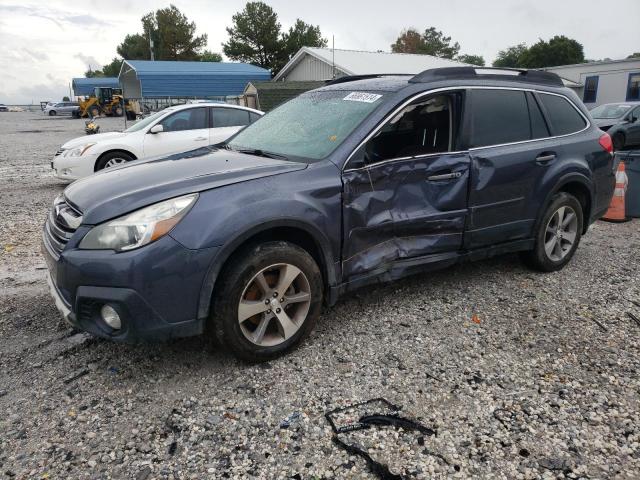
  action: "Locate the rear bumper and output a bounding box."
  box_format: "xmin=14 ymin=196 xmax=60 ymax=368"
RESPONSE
xmin=42 ymin=232 xmax=219 ymax=343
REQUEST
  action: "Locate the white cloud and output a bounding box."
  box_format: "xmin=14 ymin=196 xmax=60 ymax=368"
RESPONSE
xmin=0 ymin=0 xmax=638 ymax=104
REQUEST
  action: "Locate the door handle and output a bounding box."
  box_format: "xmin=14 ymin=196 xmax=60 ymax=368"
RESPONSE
xmin=427 ymin=171 xmax=462 ymax=181
xmin=194 ymin=137 xmax=207 ymax=141
xmin=535 ymin=153 xmax=556 ymax=165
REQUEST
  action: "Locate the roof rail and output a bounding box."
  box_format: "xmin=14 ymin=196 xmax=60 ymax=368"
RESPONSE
xmin=325 ymin=74 xmax=412 ymax=86
xmin=409 ymin=67 xmax=564 ymax=87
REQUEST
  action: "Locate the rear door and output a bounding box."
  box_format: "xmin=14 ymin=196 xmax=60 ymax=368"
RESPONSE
xmin=341 ymin=91 xmax=470 ymax=279
xmin=625 ymin=105 xmax=640 ymax=145
xmin=210 ymin=107 xmax=253 ymax=144
xmin=143 ymin=107 xmax=209 ymax=157
xmin=466 ymin=88 xmax=557 ymax=248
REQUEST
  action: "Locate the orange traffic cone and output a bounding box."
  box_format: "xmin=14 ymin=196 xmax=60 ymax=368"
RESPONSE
xmin=602 ymin=161 xmax=629 ymax=222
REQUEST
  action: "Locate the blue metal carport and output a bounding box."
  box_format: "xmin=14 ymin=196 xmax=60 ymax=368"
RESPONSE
xmin=72 ymin=77 xmax=120 ymax=96
xmin=119 ymin=60 xmax=271 ymax=99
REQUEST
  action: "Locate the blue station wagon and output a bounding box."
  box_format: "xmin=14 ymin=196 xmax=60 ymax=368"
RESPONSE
xmin=43 ymin=67 xmax=616 ymax=361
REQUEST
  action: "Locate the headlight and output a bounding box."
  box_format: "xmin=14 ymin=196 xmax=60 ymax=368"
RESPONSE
xmin=79 ymin=194 xmax=198 ymax=252
xmin=65 ymin=143 xmax=96 ymax=157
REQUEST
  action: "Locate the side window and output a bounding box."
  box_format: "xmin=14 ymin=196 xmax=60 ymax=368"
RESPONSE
xmin=526 ymin=92 xmax=550 ymax=139
xmin=249 ymin=112 xmax=261 ymax=123
xmin=160 ymin=108 xmax=207 ymax=132
xmin=626 ymin=72 xmax=640 ymax=101
xmin=538 ymin=93 xmax=586 ymax=136
xmin=583 ymin=76 xmax=599 ymax=103
xmin=364 ymin=94 xmax=455 ymax=163
xmin=470 ymin=90 xmax=530 ymax=147
xmin=211 ymin=108 xmax=250 ymax=128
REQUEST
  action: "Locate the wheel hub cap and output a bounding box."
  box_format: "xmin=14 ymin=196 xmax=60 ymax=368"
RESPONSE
xmin=544 ymin=206 xmax=578 ymax=262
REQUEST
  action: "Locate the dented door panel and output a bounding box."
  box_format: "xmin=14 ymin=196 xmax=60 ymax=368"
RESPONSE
xmin=342 ymin=153 xmax=470 ymax=279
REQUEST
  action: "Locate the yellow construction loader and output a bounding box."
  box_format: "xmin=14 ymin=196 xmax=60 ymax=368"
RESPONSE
xmin=73 ymin=87 xmax=136 ymax=118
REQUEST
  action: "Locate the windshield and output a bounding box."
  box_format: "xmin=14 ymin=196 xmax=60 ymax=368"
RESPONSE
xmin=228 ymin=90 xmax=386 ymax=161
xmin=590 ymin=104 xmax=632 ymax=119
xmin=124 ymin=110 xmax=167 ymax=133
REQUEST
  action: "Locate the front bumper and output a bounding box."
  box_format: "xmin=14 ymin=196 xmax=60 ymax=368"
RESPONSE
xmin=42 ymin=231 xmax=219 ymax=342
xmin=51 ymin=152 xmax=98 ymax=181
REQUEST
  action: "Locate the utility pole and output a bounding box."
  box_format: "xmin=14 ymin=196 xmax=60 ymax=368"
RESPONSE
xmin=150 ymin=38 xmax=155 ymax=61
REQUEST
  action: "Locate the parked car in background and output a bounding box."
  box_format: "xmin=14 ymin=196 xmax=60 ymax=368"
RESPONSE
xmin=43 ymin=67 xmax=616 ymax=361
xmin=51 ymin=103 xmax=263 ymax=181
xmin=590 ymin=102 xmax=640 ymax=150
xmin=44 ymin=101 xmax=79 ymax=116
xmin=0 ymin=104 xmax=8 ymax=112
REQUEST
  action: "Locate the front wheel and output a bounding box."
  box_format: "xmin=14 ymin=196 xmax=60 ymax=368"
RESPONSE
xmin=210 ymin=241 xmax=323 ymax=362
xmin=48 ymin=110 xmax=56 ymax=116
xmin=95 ymin=151 xmax=134 ymax=171
xmin=521 ymin=192 xmax=583 ymax=272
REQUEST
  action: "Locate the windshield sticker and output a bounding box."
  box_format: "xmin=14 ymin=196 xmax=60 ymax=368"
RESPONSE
xmin=343 ymin=92 xmax=382 ymax=103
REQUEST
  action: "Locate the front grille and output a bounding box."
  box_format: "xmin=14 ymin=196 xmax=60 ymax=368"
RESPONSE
xmin=44 ymin=198 xmax=82 ymax=258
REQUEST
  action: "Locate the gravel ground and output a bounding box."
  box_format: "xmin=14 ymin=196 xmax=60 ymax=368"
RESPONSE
xmin=1 ymin=111 xmax=639 ymax=479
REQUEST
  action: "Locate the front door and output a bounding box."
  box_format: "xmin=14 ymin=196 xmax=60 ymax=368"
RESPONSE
xmin=341 ymin=92 xmax=470 ymax=280
xmin=625 ymin=106 xmax=640 ymax=145
xmin=143 ymin=107 xmax=209 ymax=157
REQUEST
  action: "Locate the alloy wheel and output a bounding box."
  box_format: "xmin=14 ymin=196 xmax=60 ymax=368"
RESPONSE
xmin=237 ymin=263 xmax=311 ymax=347
xmin=544 ymin=206 xmax=578 ymax=262
xmin=104 ymin=157 xmax=128 ymax=168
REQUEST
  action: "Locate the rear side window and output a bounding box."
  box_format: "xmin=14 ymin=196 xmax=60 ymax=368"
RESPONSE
xmin=471 ymin=90 xmax=530 ymax=147
xmin=538 ymin=93 xmax=586 ymax=135
xmin=212 ymin=108 xmax=250 ymax=127
xmin=526 ymin=92 xmax=550 ymax=139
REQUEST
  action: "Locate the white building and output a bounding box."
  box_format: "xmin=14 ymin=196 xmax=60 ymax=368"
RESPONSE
xmin=545 ymin=58 xmax=640 ymax=108
xmin=273 ymin=47 xmax=467 ymax=82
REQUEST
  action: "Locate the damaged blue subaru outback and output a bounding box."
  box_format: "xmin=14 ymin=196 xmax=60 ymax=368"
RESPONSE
xmin=43 ymin=67 xmax=616 ymax=361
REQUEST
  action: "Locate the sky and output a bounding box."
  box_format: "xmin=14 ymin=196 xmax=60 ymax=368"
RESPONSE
xmin=0 ymin=0 xmax=639 ymax=104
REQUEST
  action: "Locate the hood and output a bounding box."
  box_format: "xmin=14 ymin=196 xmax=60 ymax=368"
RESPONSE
xmin=62 ymin=131 xmax=129 ymax=149
xmin=64 ymin=147 xmax=307 ymax=224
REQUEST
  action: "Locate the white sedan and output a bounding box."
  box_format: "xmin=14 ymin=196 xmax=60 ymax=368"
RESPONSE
xmin=51 ymin=103 xmax=263 ymax=181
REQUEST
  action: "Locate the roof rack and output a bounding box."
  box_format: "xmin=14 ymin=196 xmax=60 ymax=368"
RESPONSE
xmin=409 ymin=67 xmax=564 ymax=87
xmin=324 ymin=74 xmax=412 ymax=86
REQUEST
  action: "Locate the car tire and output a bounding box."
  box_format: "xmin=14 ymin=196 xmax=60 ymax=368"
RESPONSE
xmin=521 ymin=192 xmax=584 ymax=272
xmin=95 ymin=151 xmax=134 ymax=171
xmin=612 ymin=132 xmax=625 ymax=151
xmin=113 ymin=106 xmax=123 ymax=117
xmin=89 ymin=106 xmax=100 ymax=118
xmin=209 ymin=241 xmax=323 ymax=362
xmin=48 ymin=110 xmax=56 ymax=116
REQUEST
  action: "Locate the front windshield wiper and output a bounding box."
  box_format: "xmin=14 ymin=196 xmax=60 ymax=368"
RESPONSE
xmin=231 ymin=147 xmax=290 ymax=161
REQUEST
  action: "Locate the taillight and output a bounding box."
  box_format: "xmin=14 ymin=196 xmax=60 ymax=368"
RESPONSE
xmin=599 ymin=133 xmax=613 ymax=155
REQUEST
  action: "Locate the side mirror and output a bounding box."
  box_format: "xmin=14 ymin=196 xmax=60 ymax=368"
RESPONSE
xmin=149 ymin=124 xmax=163 ymax=134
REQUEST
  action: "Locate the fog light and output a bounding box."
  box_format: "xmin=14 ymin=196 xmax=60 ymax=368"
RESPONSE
xmin=100 ymin=304 xmax=121 ymax=330
xmin=61 ymin=168 xmax=72 ymax=176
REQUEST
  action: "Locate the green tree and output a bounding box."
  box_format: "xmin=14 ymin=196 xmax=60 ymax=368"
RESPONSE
xmin=117 ymin=34 xmax=150 ymax=60
xmin=199 ymin=50 xmax=223 ymax=62
xmin=518 ymin=35 xmax=584 ymax=68
xmin=223 ymin=3 xmax=327 ymax=73
xmin=281 ymin=19 xmax=327 ymax=60
xmin=116 ymin=5 xmax=208 ymax=61
xmin=628 ymin=52 xmax=640 ymax=59
xmin=391 ymin=27 xmax=460 ymax=59
xmin=457 ymin=54 xmax=485 ymax=66
xmin=101 ymin=57 xmax=124 ymax=76
xmin=492 ymin=43 xmax=528 ymax=68
xmin=84 ymin=66 xmax=102 ymax=78
xmin=223 ymin=2 xmax=283 ymax=70
xmin=62 ymin=96 xmax=70 ymax=101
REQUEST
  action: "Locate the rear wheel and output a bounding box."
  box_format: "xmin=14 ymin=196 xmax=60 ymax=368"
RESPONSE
xmin=612 ymin=132 xmax=625 ymax=151
xmin=113 ymin=105 xmax=124 ymax=117
xmin=95 ymin=151 xmax=134 ymax=171
xmin=521 ymin=192 xmax=583 ymax=272
xmin=209 ymin=241 xmax=323 ymax=362
xmin=88 ymin=106 xmax=100 ymax=118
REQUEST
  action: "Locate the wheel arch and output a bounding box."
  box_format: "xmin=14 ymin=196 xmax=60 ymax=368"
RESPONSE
xmin=545 ymin=173 xmax=594 ymax=234
xmin=197 ymin=220 xmax=337 ymax=320
xmin=94 ymin=149 xmax=138 ymax=171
